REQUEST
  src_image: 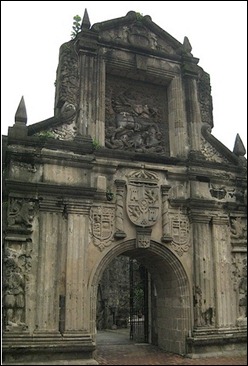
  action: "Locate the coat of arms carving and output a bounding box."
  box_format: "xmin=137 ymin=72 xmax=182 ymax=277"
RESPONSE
xmin=127 ymin=169 xmax=160 ymax=227
xmin=170 ymin=210 xmax=190 ymax=256
xmin=90 ymin=206 xmax=115 ymax=251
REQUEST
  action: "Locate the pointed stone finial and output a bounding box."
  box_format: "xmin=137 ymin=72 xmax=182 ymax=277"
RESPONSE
xmin=233 ymin=133 xmax=246 ymax=157
xmin=15 ymin=96 xmax=27 ymax=124
xmin=81 ymin=9 xmax=91 ymax=30
xmin=183 ymin=36 xmax=192 ymax=53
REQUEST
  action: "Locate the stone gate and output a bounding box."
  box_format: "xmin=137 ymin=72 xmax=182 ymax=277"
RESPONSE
xmin=2 ymin=10 xmax=247 ymax=364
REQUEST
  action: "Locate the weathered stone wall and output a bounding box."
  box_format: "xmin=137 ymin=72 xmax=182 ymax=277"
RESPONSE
xmin=2 ymin=10 xmax=247 ymax=364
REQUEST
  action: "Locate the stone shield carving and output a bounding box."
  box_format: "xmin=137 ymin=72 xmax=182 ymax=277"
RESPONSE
xmin=170 ymin=211 xmax=190 ymax=256
xmin=127 ymin=169 xmax=160 ymax=227
xmin=90 ymin=206 xmax=115 ymax=251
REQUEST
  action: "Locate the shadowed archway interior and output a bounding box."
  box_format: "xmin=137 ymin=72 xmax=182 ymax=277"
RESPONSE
xmin=90 ymin=239 xmax=191 ymax=355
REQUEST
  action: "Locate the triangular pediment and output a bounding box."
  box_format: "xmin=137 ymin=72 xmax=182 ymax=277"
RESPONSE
xmin=91 ymin=11 xmax=191 ymax=57
xmin=200 ymin=124 xmax=246 ymax=167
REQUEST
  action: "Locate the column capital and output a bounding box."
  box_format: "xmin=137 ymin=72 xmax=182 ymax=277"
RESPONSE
xmin=211 ymin=215 xmax=229 ymax=225
xmin=189 ymin=212 xmax=211 ymax=224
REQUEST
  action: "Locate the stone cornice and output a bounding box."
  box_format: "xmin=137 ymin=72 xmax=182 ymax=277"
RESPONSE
xmin=6 ymin=136 xmax=94 ymax=156
xmin=5 ymin=180 xmax=97 ymax=199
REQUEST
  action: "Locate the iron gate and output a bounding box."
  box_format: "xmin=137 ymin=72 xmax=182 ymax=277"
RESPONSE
xmin=129 ymin=258 xmax=149 ymax=342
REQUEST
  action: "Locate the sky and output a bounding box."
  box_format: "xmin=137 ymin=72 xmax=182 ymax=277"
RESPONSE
xmin=1 ymin=1 xmax=247 ymax=155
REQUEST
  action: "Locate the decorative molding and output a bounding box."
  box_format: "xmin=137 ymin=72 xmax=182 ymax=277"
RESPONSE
xmin=161 ymin=185 xmax=172 ymax=242
xmin=114 ymin=179 xmax=127 ymax=239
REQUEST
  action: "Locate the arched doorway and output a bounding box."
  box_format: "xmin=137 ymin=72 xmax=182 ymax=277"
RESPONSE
xmin=90 ymin=239 xmax=192 ymax=355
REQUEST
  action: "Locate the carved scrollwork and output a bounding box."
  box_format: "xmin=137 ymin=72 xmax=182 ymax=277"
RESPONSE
xmin=7 ymin=198 xmax=35 ymax=230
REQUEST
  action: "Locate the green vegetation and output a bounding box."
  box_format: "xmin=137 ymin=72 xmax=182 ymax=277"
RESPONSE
xmin=135 ymin=12 xmax=144 ymax=21
xmin=92 ymin=138 xmax=101 ymax=149
xmin=71 ymin=15 xmax=82 ymax=39
xmin=35 ymin=130 xmax=55 ymax=139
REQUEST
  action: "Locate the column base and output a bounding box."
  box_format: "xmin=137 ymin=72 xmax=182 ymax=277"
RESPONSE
xmin=2 ymin=332 xmax=96 ymax=365
xmin=186 ymin=327 xmax=247 ymax=358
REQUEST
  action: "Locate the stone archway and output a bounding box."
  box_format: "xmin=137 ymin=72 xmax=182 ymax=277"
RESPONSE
xmin=89 ymin=239 xmax=192 ymax=355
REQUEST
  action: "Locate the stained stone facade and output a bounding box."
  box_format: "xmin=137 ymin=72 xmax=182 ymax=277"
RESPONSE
xmin=2 ymin=10 xmax=247 ymax=364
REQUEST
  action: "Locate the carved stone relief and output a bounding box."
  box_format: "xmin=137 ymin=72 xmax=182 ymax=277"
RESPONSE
xmin=230 ymin=217 xmax=247 ymax=244
xmin=232 ymin=255 xmax=247 ymax=324
xmin=105 ymin=75 xmax=169 ymax=154
xmin=126 ymin=169 xmax=160 ymax=227
xmin=170 ymin=208 xmax=190 ymax=256
xmin=136 ymin=227 xmax=152 ymax=248
xmin=114 ymin=180 xmax=127 ymax=239
xmin=11 ymin=161 xmax=37 ymax=174
xmin=197 ymin=71 xmax=213 ymax=128
xmin=100 ymin=21 xmax=174 ymax=54
xmin=3 ymin=246 xmax=32 ymax=330
xmin=56 ymin=41 xmax=79 ymax=110
xmin=200 ymin=138 xmax=229 ymax=163
xmin=7 ymin=198 xmax=35 ymax=230
xmin=209 ymin=184 xmax=227 ymax=200
xmin=90 ymin=205 xmax=115 ymax=251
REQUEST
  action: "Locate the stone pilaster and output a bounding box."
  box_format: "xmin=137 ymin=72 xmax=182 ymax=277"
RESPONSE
xmin=64 ymin=201 xmax=92 ymax=333
xmin=77 ymin=42 xmax=105 ymax=144
xmin=183 ymin=73 xmax=202 ymax=152
xmin=161 ymin=185 xmax=172 ymax=242
xmin=35 ymin=198 xmax=63 ymax=334
xmin=190 ymin=212 xmax=215 ymax=328
xmin=95 ymin=54 xmax=106 ymax=145
xmin=168 ymin=76 xmax=188 ymax=157
xmin=211 ymin=215 xmax=235 ymax=327
xmin=77 ymin=53 xmax=97 ymax=136
xmin=114 ymin=179 xmax=126 ymax=239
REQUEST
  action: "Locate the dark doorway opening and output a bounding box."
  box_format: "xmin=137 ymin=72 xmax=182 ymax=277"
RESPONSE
xmin=96 ymin=255 xmax=150 ymax=343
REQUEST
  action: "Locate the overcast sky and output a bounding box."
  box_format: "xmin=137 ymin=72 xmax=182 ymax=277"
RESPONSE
xmin=1 ymin=1 xmax=247 ymax=155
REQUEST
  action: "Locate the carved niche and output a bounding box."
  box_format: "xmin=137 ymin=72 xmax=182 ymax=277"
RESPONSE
xmin=105 ymin=75 xmax=169 ymax=154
